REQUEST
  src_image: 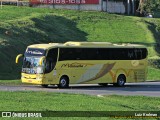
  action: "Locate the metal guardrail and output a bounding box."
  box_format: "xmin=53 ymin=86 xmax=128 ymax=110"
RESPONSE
xmin=0 ymin=0 xmax=19 ymax=8
xmin=0 ymin=0 xmax=29 ymax=8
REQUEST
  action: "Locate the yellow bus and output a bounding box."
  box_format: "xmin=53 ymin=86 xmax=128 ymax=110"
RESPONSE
xmin=16 ymin=41 xmax=148 ymax=88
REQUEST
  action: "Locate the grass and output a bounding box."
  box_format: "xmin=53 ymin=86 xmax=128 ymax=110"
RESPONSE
xmin=0 ymin=79 xmax=22 ymax=85
xmin=147 ymin=67 xmax=160 ymax=80
xmin=0 ymin=6 xmax=160 ymax=80
xmin=0 ymin=91 xmax=160 ymax=119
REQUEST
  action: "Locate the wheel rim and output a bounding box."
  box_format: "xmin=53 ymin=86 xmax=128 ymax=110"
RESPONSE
xmin=60 ymin=79 xmax=66 ymax=87
xmin=119 ymin=78 xmax=125 ymax=86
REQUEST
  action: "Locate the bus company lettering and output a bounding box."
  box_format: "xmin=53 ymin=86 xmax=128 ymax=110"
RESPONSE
xmin=61 ymin=63 xmax=93 ymax=68
xmin=27 ymin=50 xmax=43 ymax=55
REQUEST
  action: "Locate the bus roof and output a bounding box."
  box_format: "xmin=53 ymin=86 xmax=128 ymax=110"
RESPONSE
xmin=28 ymin=41 xmax=146 ymax=49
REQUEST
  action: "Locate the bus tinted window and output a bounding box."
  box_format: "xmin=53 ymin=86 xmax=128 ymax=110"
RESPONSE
xmin=59 ymin=48 xmax=147 ymax=61
xmin=109 ymin=48 xmax=147 ymax=60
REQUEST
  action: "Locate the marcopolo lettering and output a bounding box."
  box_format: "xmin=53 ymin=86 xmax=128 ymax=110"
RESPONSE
xmin=61 ymin=63 xmax=88 ymax=68
xmin=27 ymin=50 xmax=43 ymax=55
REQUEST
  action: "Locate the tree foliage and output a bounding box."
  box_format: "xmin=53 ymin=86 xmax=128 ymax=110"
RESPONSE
xmin=137 ymin=0 xmax=160 ymax=15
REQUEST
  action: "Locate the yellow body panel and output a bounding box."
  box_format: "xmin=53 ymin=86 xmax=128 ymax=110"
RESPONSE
xmin=21 ymin=59 xmax=147 ymax=85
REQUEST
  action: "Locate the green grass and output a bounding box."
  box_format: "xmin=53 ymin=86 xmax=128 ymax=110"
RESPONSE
xmin=0 ymin=91 xmax=159 ymax=120
xmin=0 ymin=91 xmax=160 ymax=110
xmin=0 ymin=6 xmax=160 ymax=80
xmin=0 ymin=79 xmax=23 ymax=85
xmin=147 ymin=67 xmax=160 ymax=80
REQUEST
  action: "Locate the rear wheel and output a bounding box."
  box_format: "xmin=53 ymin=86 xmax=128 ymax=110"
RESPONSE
xmin=114 ymin=74 xmax=126 ymax=87
xmin=58 ymin=76 xmax=69 ymax=88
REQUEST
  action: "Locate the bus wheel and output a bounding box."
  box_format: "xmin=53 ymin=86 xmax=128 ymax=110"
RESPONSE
xmin=115 ymin=74 xmax=126 ymax=87
xmin=58 ymin=76 xmax=69 ymax=88
xmin=41 ymin=85 xmax=48 ymax=88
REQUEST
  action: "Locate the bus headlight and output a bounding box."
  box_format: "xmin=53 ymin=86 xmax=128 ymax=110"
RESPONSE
xmin=37 ymin=67 xmax=43 ymax=74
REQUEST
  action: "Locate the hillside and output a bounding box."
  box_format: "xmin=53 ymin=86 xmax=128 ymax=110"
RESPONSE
xmin=0 ymin=6 xmax=160 ymax=79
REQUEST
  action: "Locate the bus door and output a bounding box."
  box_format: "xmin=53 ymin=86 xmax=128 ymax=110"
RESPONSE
xmin=44 ymin=48 xmax=58 ymax=83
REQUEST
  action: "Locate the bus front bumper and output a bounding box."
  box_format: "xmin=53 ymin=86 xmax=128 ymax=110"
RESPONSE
xmin=21 ymin=78 xmax=43 ymax=84
xmin=21 ymin=73 xmax=43 ymax=84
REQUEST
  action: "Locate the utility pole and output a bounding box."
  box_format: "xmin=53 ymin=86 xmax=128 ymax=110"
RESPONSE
xmin=132 ymin=0 xmax=135 ymax=15
xmin=101 ymin=0 xmax=103 ymax=11
xmin=1 ymin=0 xmax=2 ymax=9
xmin=127 ymin=0 xmax=130 ymax=15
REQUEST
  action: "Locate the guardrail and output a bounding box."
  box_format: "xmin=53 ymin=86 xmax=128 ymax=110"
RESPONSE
xmin=0 ymin=0 xmax=29 ymax=8
xmin=0 ymin=0 xmax=19 ymax=8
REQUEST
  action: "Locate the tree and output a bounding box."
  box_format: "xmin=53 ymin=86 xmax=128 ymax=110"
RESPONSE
xmin=137 ymin=0 xmax=160 ymax=16
xmin=137 ymin=0 xmax=146 ymax=14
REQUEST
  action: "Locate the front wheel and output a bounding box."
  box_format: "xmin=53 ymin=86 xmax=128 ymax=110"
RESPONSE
xmin=58 ymin=76 xmax=69 ymax=88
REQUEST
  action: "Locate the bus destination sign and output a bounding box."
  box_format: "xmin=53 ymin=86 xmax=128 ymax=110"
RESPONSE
xmin=25 ymin=48 xmax=46 ymax=56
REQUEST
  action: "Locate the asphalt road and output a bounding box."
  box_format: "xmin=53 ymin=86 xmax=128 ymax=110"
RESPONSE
xmin=0 ymin=82 xmax=160 ymax=97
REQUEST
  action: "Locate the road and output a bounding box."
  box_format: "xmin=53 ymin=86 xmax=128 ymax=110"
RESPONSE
xmin=0 ymin=82 xmax=160 ymax=97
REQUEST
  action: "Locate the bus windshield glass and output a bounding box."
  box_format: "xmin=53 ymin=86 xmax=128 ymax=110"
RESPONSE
xmin=22 ymin=56 xmax=44 ymax=74
xmin=22 ymin=48 xmax=46 ymax=74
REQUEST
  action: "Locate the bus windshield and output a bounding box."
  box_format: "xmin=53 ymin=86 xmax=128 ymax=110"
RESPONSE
xmin=22 ymin=56 xmax=43 ymax=74
xmin=22 ymin=48 xmax=46 ymax=74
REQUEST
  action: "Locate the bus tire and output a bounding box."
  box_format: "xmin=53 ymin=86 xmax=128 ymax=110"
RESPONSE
xmin=58 ymin=76 xmax=69 ymax=88
xmin=41 ymin=85 xmax=48 ymax=88
xmin=114 ymin=74 xmax=126 ymax=87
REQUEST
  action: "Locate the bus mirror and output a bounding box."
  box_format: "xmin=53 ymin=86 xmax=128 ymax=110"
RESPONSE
xmin=15 ymin=54 xmax=23 ymax=64
xmin=39 ymin=56 xmax=45 ymax=66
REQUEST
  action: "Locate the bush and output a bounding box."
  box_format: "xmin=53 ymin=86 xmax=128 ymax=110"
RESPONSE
xmin=148 ymin=59 xmax=160 ymax=69
xmin=139 ymin=0 xmax=160 ymax=15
